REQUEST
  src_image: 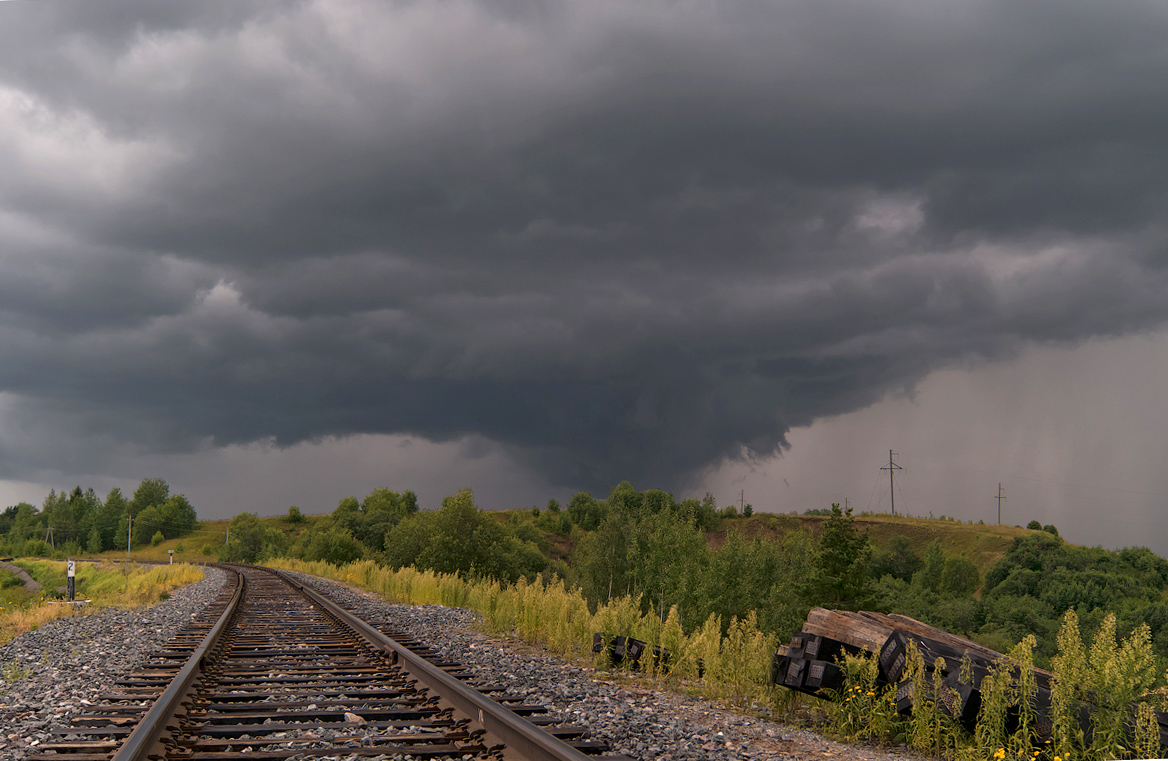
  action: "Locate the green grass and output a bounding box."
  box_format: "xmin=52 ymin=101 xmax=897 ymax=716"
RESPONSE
xmin=1 ymin=560 xmax=205 ymax=645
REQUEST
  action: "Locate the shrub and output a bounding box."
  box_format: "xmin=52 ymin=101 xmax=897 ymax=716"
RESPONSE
xmin=150 ymin=531 xmax=165 ymax=546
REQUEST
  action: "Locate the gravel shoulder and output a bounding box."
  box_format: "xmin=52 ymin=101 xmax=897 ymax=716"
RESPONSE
xmin=0 ymin=565 xmax=225 ymax=760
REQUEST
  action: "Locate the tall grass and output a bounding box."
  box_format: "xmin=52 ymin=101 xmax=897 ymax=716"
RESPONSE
xmin=1 ymin=560 xmax=204 ymax=645
xmin=267 ymin=557 xmax=780 ymax=710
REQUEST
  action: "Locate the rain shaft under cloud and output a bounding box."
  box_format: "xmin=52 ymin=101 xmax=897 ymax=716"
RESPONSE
xmin=1 ymin=0 xmax=1168 ymax=493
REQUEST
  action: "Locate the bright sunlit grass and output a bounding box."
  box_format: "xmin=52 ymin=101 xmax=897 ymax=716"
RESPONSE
xmin=0 ymin=560 xmax=204 ymax=646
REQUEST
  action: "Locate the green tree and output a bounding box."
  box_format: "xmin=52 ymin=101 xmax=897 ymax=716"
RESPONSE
xmin=915 ymin=539 xmax=946 ymax=593
xmin=7 ymin=502 xmax=42 ymax=544
xmin=871 ymin=535 xmax=921 ymax=582
xmin=86 ymin=526 xmax=103 ymax=555
xmin=67 ymin=487 xmax=101 ymax=546
xmin=133 ymin=506 xmax=164 ymax=546
xmin=625 ymin=509 xmax=706 ymax=625
xmin=131 ymin=478 xmax=169 ymax=517
xmin=814 ymin=503 xmax=871 ymax=607
xmin=567 ymin=491 xmax=605 ymax=530
xmin=287 ymin=506 xmax=304 ymax=523
xmin=607 ymin=481 xmax=644 ymax=519
xmin=941 ymin=555 xmax=980 ymax=596
xmin=676 ymin=495 xmax=718 ymax=531
xmin=573 ymin=512 xmax=633 ymax=603
xmin=99 ymin=488 xmax=129 ymax=550
xmin=158 ymin=495 xmax=198 ymax=536
xmin=41 ymin=489 xmax=70 ymax=547
xmin=220 ymin=512 xmax=287 ymax=563
xmin=383 ymin=489 xmax=546 ymax=583
xmin=292 ymin=525 xmax=364 ymax=564
xmin=760 ymin=528 xmax=819 ymax=636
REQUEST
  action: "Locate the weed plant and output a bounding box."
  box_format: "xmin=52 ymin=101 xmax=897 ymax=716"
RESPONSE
xmin=828 ymin=651 xmax=902 ymax=743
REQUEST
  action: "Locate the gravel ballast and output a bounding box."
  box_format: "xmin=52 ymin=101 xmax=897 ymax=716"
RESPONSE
xmin=2 ymin=567 xmax=931 ymax=761
xmin=0 ymin=565 xmax=225 ymax=760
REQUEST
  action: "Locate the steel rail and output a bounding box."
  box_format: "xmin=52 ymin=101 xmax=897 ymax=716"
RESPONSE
xmin=276 ymin=569 xmax=595 ymax=761
xmin=111 ymin=566 xmax=245 ymax=761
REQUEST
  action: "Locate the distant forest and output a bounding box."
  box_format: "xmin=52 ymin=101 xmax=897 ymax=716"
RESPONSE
xmin=0 ymin=478 xmax=198 ymax=556
xmin=3 ymin=479 xmax=1167 ymax=669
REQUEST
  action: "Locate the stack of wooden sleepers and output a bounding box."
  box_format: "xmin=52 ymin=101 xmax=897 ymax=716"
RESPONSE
xmin=772 ymin=607 xmax=1166 ymax=749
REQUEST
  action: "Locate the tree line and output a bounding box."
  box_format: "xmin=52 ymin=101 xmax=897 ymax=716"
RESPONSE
xmin=8 ymin=474 xmax=1167 ymax=669
xmin=218 ymin=482 xmax=980 ymax=645
xmin=0 ymin=478 xmax=198 ymax=556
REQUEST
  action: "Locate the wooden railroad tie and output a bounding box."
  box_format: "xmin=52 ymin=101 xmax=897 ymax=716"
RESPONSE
xmin=772 ymin=607 xmax=1168 ymax=750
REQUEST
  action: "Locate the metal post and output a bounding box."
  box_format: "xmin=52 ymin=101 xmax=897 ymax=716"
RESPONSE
xmin=67 ymin=558 xmax=75 ymax=602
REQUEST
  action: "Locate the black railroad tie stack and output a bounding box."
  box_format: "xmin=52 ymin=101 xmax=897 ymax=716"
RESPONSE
xmin=772 ymin=607 xmax=1168 ymax=750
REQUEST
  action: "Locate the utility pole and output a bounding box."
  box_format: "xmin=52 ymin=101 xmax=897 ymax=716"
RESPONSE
xmin=995 ymin=483 xmax=1005 ymax=525
xmin=45 ymin=525 xmax=55 ymax=549
xmin=739 ymin=490 xmax=745 ymax=512
xmin=881 ymin=450 xmax=902 ymax=516
xmin=127 ymin=512 xmax=132 ymax=558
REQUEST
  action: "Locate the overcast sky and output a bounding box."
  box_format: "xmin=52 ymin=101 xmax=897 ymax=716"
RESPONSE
xmin=1 ymin=0 xmax=1167 ymax=553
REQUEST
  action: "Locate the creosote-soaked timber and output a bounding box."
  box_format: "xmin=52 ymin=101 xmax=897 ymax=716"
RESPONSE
xmin=774 ymin=607 xmax=1168 ymax=751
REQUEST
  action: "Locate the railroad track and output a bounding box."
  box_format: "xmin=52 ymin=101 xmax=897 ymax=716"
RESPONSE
xmin=28 ymin=565 xmax=628 ymax=761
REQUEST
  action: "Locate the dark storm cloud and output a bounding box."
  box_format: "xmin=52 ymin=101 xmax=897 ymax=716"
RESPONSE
xmin=1 ymin=0 xmax=1168 ymax=492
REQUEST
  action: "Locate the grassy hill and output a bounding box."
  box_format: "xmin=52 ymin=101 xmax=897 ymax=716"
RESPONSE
xmin=73 ymin=507 xmax=1035 ymax=578
xmin=493 ymin=508 xmax=1031 ymax=577
xmin=715 ymin=513 xmax=1032 ymax=576
xmin=80 ymin=513 xmax=330 ymax=564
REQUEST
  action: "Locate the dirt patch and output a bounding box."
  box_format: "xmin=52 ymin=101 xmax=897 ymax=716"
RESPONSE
xmin=0 ymin=560 xmax=42 ymax=592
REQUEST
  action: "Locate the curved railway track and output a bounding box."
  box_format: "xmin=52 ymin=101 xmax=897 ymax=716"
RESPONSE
xmin=28 ymin=565 xmax=627 ymax=761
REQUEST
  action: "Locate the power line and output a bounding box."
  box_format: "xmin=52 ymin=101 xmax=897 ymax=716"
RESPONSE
xmin=864 ymin=469 xmax=884 ymax=513
xmin=900 ymin=450 xmax=1168 ymax=500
